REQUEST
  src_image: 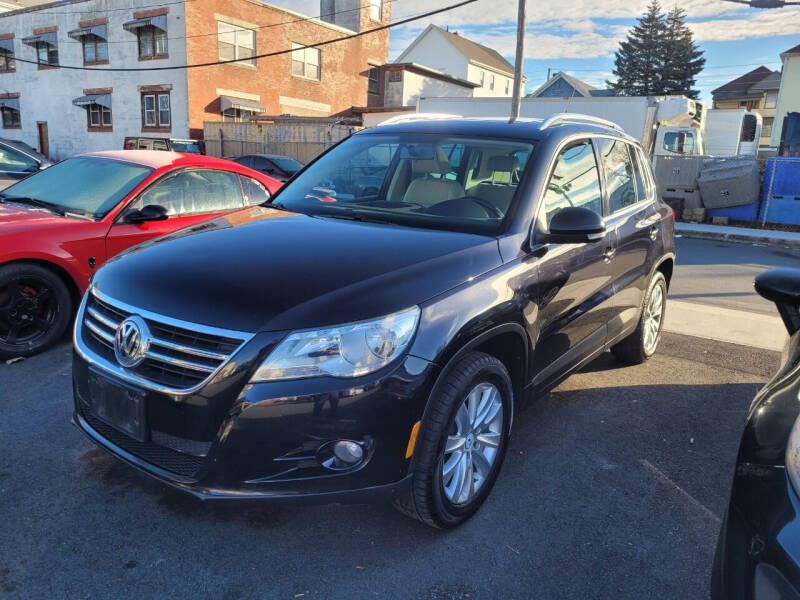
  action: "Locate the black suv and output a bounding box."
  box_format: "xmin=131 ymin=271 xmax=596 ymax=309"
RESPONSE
xmin=72 ymin=115 xmax=675 ymax=528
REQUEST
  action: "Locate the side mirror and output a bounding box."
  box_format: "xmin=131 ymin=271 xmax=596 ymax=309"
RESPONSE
xmin=754 ymin=268 xmax=800 ymax=335
xmin=123 ymin=204 xmax=169 ymax=224
xmin=545 ymin=206 xmax=606 ymax=244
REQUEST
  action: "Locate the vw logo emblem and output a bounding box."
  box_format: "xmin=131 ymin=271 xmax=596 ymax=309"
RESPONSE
xmin=113 ymin=315 xmax=149 ymax=368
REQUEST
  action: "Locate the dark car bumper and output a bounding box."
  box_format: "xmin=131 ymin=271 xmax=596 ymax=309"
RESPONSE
xmin=714 ymin=466 xmax=800 ymax=600
xmin=72 ymin=345 xmax=437 ymax=502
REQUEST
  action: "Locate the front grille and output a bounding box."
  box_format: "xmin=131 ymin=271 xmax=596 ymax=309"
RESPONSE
xmin=82 ymin=292 xmax=247 ymax=391
xmin=83 ymin=410 xmax=205 ymax=478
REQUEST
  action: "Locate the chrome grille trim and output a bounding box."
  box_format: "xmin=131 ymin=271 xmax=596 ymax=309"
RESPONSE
xmin=74 ymin=286 xmax=256 ymax=396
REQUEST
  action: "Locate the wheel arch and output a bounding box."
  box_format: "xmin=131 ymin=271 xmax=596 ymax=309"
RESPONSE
xmin=654 ymin=254 xmax=675 ymax=289
xmin=0 ymin=257 xmax=81 ymax=308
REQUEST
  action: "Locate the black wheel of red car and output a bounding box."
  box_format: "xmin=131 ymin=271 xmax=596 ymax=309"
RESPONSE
xmin=394 ymin=351 xmax=513 ymax=528
xmin=0 ymin=263 xmax=72 ymax=359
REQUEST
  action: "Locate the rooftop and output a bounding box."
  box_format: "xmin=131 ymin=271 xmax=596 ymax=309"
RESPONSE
xmin=711 ymin=66 xmax=778 ymax=100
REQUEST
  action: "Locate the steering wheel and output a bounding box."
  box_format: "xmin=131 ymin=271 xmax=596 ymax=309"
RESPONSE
xmin=463 ymin=196 xmax=504 ymax=218
xmin=426 ymin=197 xmax=503 ymax=219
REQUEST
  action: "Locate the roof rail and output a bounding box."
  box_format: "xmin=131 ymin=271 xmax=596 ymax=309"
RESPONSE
xmin=539 ymin=113 xmax=625 ymax=132
xmin=379 ymin=113 xmax=461 ymax=126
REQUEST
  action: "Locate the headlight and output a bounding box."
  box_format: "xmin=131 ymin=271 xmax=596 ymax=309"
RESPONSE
xmin=251 ymin=306 xmax=420 ymax=381
xmin=787 ymin=414 xmax=800 ymax=494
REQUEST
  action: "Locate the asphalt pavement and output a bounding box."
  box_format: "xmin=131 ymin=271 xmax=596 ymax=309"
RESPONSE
xmin=0 ymin=236 xmax=793 ymax=600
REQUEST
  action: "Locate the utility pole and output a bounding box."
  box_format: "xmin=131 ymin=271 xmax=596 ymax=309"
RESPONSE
xmin=509 ymin=0 xmax=526 ymax=123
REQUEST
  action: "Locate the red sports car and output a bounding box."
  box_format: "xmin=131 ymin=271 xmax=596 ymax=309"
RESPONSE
xmin=0 ymin=150 xmax=282 ymax=359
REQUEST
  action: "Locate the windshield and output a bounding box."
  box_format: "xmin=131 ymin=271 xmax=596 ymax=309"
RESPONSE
xmin=171 ymin=140 xmax=202 ymax=154
xmin=272 ymin=157 xmax=303 ymax=174
xmin=1 ymin=157 xmax=153 ymax=218
xmin=272 ymin=133 xmax=533 ymax=235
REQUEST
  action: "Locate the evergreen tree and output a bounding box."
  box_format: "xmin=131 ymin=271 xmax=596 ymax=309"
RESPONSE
xmin=607 ymin=1 xmax=705 ymax=97
xmin=608 ymin=1 xmax=666 ymax=96
xmin=661 ymin=6 xmax=706 ymax=98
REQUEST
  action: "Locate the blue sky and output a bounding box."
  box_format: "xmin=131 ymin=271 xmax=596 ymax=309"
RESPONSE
xmin=273 ymin=0 xmax=800 ymax=102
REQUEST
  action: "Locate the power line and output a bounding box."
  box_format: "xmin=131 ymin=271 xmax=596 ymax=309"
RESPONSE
xmin=56 ymin=0 xmax=401 ymax=45
xmin=6 ymin=0 xmax=476 ymax=71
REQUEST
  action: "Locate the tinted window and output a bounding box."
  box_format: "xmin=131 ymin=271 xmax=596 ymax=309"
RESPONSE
xmin=631 ymin=146 xmax=650 ymax=203
xmin=1 ymin=157 xmax=152 ymax=217
xmin=236 ymin=156 xmax=253 ymax=169
xmin=270 ymin=157 xmax=303 ymax=174
xmin=251 ymin=156 xmax=272 ymax=171
xmin=542 ymin=141 xmax=603 ymax=227
xmin=272 ymin=133 xmax=534 ymax=235
xmin=598 ymin=139 xmax=637 ymax=212
xmin=241 ymin=176 xmax=270 ymax=205
xmin=0 ymin=145 xmax=38 ymax=173
xmin=131 ymin=169 xmax=244 ymax=216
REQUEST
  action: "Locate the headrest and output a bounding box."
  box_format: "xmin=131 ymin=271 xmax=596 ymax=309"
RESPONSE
xmin=487 ymin=155 xmax=519 ymax=173
xmin=411 ymin=147 xmax=450 ymax=175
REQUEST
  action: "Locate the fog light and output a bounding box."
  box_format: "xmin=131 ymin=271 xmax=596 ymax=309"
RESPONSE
xmin=333 ymin=440 xmax=363 ymax=465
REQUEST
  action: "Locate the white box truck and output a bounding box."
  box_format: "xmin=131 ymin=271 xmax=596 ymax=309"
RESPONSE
xmin=416 ymin=96 xmax=761 ymax=158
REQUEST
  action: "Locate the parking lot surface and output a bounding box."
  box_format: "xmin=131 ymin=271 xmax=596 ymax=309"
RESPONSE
xmin=0 ymin=331 xmax=775 ymax=600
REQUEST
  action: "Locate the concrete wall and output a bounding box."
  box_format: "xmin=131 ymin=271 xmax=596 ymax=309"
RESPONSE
xmin=772 ymin=53 xmax=800 ymax=148
xmin=0 ymin=0 xmax=189 ymax=160
xmin=185 ymin=0 xmax=389 ymax=137
xmin=467 ymin=63 xmax=513 ymax=97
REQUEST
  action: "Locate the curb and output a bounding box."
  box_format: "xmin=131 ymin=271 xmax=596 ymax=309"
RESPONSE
xmin=676 ymin=226 xmax=800 ymax=249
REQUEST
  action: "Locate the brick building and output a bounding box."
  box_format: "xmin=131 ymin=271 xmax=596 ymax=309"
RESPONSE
xmin=0 ymin=0 xmax=389 ymax=159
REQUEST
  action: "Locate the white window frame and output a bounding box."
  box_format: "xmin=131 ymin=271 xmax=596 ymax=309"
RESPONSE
xmin=88 ymin=103 xmax=111 ymax=128
xmin=142 ymin=91 xmax=170 ymax=129
xmin=369 ymin=0 xmax=382 ymax=21
xmin=291 ymin=42 xmax=320 ymax=81
xmin=217 ymin=21 xmax=255 ymax=66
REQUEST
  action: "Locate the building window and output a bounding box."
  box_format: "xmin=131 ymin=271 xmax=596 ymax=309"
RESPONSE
xmin=0 ymin=41 xmax=14 ymax=72
xmin=505 ymin=79 xmax=509 ymax=94
xmin=138 ymin=26 xmax=167 ymax=59
xmin=763 ymin=117 xmax=773 ymax=138
xmin=388 ymin=70 xmax=402 ymax=83
xmin=217 ymin=21 xmax=255 ymax=66
xmin=368 ymin=67 xmax=379 ymax=94
xmin=82 ymin=35 xmax=108 ymax=65
xmin=490 ymin=74 xmax=495 ymax=91
xmin=291 ymin=43 xmax=320 ymax=80
xmin=35 ymin=41 xmax=58 ymax=67
xmin=87 ymin=103 xmax=111 ymax=129
xmin=478 ymin=71 xmax=484 ymax=86
xmin=142 ymin=92 xmax=170 ymax=129
xmin=1 ymin=106 xmax=19 ymax=128
xmin=222 ymin=107 xmax=245 ymax=123
xmin=765 ymin=92 xmax=778 ymax=110
xmin=369 ymin=0 xmax=382 ymax=21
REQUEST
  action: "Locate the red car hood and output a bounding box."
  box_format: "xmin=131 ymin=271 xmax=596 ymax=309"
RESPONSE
xmin=0 ymin=203 xmax=83 ymax=230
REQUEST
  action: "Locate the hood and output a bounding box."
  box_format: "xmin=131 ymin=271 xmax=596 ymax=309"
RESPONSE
xmin=0 ymin=202 xmax=81 ymax=231
xmin=94 ymin=206 xmax=502 ymax=333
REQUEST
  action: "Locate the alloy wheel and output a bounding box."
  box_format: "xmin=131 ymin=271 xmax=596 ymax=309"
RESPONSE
xmin=0 ymin=277 xmax=58 ymax=347
xmin=643 ymin=283 xmax=664 ymax=355
xmin=441 ymin=382 xmax=504 ymax=506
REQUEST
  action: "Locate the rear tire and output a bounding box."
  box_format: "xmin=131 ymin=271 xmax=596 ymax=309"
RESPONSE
xmin=611 ymin=271 xmax=667 ymax=365
xmin=0 ymin=262 xmax=72 ymax=360
xmin=394 ymin=351 xmax=513 ymax=528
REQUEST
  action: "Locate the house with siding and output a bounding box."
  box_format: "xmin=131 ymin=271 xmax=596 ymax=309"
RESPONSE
xmin=394 ymin=25 xmax=517 ymax=98
xmin=771 ymin=43 xmax=800 ymax=149
xmin=527 ymin=72 xmax=615 ymax=98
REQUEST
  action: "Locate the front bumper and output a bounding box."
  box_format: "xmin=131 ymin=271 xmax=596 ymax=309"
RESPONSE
xmin=714 ymin=465 xmax=800 ymax=600
xmin=72 ymin=343 xmax=437 ymax=502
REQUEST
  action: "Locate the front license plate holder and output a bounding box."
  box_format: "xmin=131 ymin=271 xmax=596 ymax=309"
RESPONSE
xmin=87 ymin=370 xmax=148 ymax=442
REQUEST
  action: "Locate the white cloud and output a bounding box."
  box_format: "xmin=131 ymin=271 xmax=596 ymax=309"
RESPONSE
xmin=689 ymin=10 xmax=800 ymax=41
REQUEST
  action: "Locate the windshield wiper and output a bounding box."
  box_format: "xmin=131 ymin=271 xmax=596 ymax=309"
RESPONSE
xmin=0 ymin=194 xmax=65 ymax=216
xmin=317 ymin=212 xmax=395 ymax=226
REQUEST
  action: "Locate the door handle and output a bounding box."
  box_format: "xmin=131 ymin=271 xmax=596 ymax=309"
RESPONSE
xmin=603 ymin=247 xmax=616 ymax=263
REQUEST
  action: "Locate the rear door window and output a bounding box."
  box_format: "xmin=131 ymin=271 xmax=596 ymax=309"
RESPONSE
xmin=131 ymin=169 xmax=244 ymax=216
xmin=597 ymin=138 xmax=637 ymax=213
xmin=542 ymin=140 xmax=603 ymax=227
xmin=240 ymin=176 xmax=270 ymax=205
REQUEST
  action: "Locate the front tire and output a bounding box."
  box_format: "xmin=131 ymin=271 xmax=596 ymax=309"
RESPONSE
xmin=611 ymin=271 xmax=667 ymax=365
xmin=394 ymin=351 xmax=513 ymax=528
xmin=0 ymin=262 xmax=72 ymax=360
